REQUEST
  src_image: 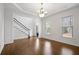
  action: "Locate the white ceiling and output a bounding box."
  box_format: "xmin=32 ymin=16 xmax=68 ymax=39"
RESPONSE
xmin=14 ymin=3 xmax=79 ymax=17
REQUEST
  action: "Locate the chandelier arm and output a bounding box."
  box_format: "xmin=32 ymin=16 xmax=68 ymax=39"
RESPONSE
xmin=38 ymin=3 xmax=47 ymax=17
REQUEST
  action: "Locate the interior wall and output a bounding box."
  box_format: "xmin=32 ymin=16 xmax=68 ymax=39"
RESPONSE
xmin=4 ymin=4 xmax=13 ymax=44
xmin=11 ymin=4 xmax=42 ymax=38
xmin=42 ymin=6 xmax=79 ymax=47
xmin=4 ymin=3 xmax=39 ymax=44
xmin=12 ymin=25 xmax=28 ymax=39
xmin=13 ymin=13 xmax=34 ymax=37
xmin=0 ymin=4 xmax=4 ymax=54
xmin=13 ymin=13 xmax=42 ymax=38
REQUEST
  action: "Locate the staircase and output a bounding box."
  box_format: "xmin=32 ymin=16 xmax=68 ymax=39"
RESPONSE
xmin=13 ymin=18 xmax=30 ymax=39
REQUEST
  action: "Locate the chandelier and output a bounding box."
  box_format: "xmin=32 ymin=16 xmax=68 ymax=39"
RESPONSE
xmin=39 ymin=3 xmax=47 ymax=17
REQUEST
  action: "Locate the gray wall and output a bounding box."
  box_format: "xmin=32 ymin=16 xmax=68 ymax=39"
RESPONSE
xmin=42 ymin=6 xmax=79 ymax=47
xmin=4 ymin=3 xmax=41 ymax=44
xmin=12 ymin=13 xmax=34 ymax=39
xmin=0 ymin=4 xmax=4 ymax=54
xmin=12 ymin=26 xmax=28 ymax=39
xmin=4 ymin=4 xmax=13 ymax=44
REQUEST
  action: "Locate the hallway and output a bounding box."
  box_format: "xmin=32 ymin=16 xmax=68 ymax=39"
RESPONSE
xmin=1 ymin=37 xmax=79 ymax=55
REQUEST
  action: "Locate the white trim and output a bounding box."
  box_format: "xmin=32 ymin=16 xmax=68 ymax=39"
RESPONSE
xmin=12 ymin=3 xmax=36 ymax=16
xmin=0 ymin=43 xmax=4 ymax=54
xmin=42 ymin=35 xmax=79 ymax=47
xmin=4 ymin=40 xmax=14 ymax=44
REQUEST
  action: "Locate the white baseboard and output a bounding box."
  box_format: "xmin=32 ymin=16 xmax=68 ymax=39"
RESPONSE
xmin=0 ymin=44 xmax=4 ymax=54
xmin=4 ymin=40 xmax=14 ymax=44
xmin=49 ymin=38 xmax=79 ymax=47
xmin=43 ymin=36 xmax=79 ymax=47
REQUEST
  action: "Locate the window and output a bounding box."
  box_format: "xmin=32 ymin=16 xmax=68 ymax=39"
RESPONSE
xmin=62 ymin=16 xmax=73 ymax=38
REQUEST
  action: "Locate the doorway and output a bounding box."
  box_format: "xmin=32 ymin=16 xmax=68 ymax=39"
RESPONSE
xmin=36 ymin=25 xmax=39 ymax=37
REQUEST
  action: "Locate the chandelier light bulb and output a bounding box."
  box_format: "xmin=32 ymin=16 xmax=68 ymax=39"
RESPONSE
xmin=39 ymin=13 xmax=45 ymax=17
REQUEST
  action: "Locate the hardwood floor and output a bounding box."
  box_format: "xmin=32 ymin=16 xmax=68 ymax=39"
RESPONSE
xmin=1 ymin=37 xmax=79 ymax=55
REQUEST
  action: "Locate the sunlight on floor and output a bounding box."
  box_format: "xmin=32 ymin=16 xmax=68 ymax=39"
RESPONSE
xmin=61 ymin=47 xmax=73 ymax=55
xmin=63 ymin=33 xmax=72 ymax=38
xmin=44 ymin=41 xmax=52 ymax=55
xmin=35 ymin=38 xmax=40 ymax=50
